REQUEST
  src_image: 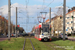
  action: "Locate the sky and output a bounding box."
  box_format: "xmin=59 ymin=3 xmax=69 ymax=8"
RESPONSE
xmin=0 ymin=0 xmax=75 ymax=33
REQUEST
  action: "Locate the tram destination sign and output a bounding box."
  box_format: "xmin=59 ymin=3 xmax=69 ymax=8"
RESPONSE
xmin=42 ymin=24 xmax=49 ymax=28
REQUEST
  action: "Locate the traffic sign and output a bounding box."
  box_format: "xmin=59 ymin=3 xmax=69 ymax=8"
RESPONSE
xmin=66 ymin=29 xmax=68 ymax=31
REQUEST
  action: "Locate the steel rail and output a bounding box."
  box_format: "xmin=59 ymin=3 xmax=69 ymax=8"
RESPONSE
xmin=23 ymin=38 xmax=26 ymax=50
xmin=29 ymin=38 xmax=35 ymax=50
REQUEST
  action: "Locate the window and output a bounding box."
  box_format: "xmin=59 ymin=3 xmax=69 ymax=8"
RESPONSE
xmin=71 ymin=27 xmax=72 ymax=29
xmin=67 ymin=17 xmax=69 ymax=19
xmin=67 ymin=27 xmax=69 ymax=29
xmin=39 ymin=28 xmax=41 ymax=33
xmin=67 ymin=22 xmax=69 ymax=24
xmin=71 ymin=21 xmax=73 ymax=23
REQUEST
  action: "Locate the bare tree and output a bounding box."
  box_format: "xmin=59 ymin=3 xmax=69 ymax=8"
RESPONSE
xmin=54 ymin=7 xmax=63 ymax=16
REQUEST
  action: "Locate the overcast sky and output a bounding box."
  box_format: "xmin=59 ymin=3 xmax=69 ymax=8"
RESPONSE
xmin=0 ymin=0 xmax=75 ymax=33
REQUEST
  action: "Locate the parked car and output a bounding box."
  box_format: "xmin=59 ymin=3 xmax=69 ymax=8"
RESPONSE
xmin=58 ymin=33 xmax=68 ymax=39
xmin=12 ymin=33 xmax=16 ymax=37
xmin=7 ymin=33 xmax=16 ymax=37
xmin=30 ymin=33 xmax=34 ymax=36
xmin=18 ymin=33 xmax=23 ymax=36
xmin=18 ymin=33 xmax=29 ymax=36
xmin=22 ymin=33 xmax=29 ymax=36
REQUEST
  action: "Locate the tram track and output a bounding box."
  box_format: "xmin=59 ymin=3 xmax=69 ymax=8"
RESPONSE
xmin=43 ymin=42 xmax=56 ymax=50
xmin=29 ymin=38 xmax=35 ymax=50
xmin=43 ymin=42 xmax=66 ymax=50
xmin=23 ymin=37 xmax=35 ymax=50
xmin=23 ymin=38 xmax=26 ymax=50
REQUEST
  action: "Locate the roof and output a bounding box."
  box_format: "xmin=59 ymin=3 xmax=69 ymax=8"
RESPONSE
xmin=45 ymin=19 xmax=49 ymax=22
xmin=45 ymin=15 xmax=62 ymax=22
xmin=66 ymin=9 xmax=75 ymax=15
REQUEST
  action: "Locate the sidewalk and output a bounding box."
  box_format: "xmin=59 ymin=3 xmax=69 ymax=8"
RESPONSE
xmin=68 ymin=36 xmax=75 ymax=41
xmin=0 ymin=35 xmax=7 ymax=41
xmin=68 ymin=36 xmax=75 ymax=39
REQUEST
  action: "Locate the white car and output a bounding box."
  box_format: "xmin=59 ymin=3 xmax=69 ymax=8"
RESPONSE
xmin=58 ymin=33 xmax=68 ymax=39
xmin=11 ymin=33 xmax=16 ymax=37
xmin=7 ymin=33 xmax=16 ymax=37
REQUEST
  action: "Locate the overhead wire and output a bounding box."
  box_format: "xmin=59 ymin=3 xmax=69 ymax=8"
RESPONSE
xmin=37 ymin=0 xmax=45 ymax=23
xmin=42 ymin=0 xmax=45 ymax=11
xmin=36 ymin=0 xmax=54 ymax=23
xmin=43 ymin=0 xmax=54 ymax=10
xmin=25 ymin=0 xmax=30 ymax=31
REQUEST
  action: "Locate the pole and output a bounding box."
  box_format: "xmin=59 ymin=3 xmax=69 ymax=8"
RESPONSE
xmin=57 ymin=19 xmax=59 ymax=38
xmin=73 ymin=10 xmax=74 ymax=37
xmin=43 ymin=18 xmax=44 ymax=22
xmin=0 ymin=19 xmax=1 ymax=33
xmin=63 ymin=0 xmax=66 ymax=40
xmin=49 ymin=7 xmax=51 ymax=36
xmin=53 ymin=19 xmax=54 ymax=36
xmin=12 ymin=22 xmax=13 ymax=33
xmin=4 ymin=19 xmax=6 ymax=36
xmin=8 ymin=0 xmax=11 ymax=40
xmin=15 ymin=7 xmax=17 ymax=38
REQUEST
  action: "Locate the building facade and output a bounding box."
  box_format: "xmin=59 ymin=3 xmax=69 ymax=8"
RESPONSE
xmin=46 ymin=7 xmax=75 ymax=35
xmin=46 ymin=16 xmax=63 ymax=36
xmin=66 ymin=7 xmax=75 ymax=34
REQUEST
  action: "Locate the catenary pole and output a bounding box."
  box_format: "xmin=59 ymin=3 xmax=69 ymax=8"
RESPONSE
xmin=71 ymin=12 xmax=74 ymax=36
xmin=49 ymin=7 xmax=51 ymax=36
xmin=63 ymin=0 xmax=66 ymax=40
xmin=4 ymin=19 xmax=6 ymax=36
xmin=15 ymin=7 xmax=17 ymax=38
xmin=8 ymin=0 xmax=11 ymax=40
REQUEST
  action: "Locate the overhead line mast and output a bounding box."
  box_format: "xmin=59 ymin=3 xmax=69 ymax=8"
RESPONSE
xmin=8 ymin=0 xmax=11 ymax=40
xmin=63 ymin=0 xmax=66 ymax=41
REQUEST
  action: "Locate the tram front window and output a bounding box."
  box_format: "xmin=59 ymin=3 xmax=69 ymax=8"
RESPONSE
xmin=42 ymin=24 xmax=49 ymax=33
xmin=42 ymin=27 xmax=49 ymax=33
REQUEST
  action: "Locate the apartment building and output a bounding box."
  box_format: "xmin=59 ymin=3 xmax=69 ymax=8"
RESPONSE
xmin=46 ymin=16 xmax=63 ymax=36
xmin=66 ymin=7 xmax=75 ymax=34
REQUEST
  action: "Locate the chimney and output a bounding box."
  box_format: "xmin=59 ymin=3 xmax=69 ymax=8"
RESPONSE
xmin=68 ymin=9 xmax=71 ymax=12
xmin=72 ymin=7 xmax=75 ymax=11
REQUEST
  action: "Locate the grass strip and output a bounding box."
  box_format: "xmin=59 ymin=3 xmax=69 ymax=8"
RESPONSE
xmin=31 ymin=38 xmax=53 ymax=50
xmin=25 ymin=38 xmax=33 ymax=50
xmin=51 ymin=38 xmax=75 ymax=50
xmin=0 ymin=37 xmax=24 ymax=50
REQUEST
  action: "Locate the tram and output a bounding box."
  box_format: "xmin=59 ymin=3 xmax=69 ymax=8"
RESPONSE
xmin=34 ymin=23 xmax=51 ymax=41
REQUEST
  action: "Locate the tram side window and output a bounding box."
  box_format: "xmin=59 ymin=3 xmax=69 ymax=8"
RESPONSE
xmin=37 ymin=28 xmax=38 ymax=33
xmin=35 ymin=29 xmax=37 ymax=34
xmin=37 ymin=29 xmax=38 ymax=32
xmin=35 ymin=29 xmax=36 ymax=34
xmin=38 ymin=28 xmax=39 ymax=34
xmin=39 ymin=28 xmax=41 ymax=33
xmin=36 ymin=29 xmax=37 ymax=34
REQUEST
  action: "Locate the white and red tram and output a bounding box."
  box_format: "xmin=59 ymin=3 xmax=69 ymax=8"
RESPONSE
xmin=34 ymin=23 xmax=51 ymax=41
